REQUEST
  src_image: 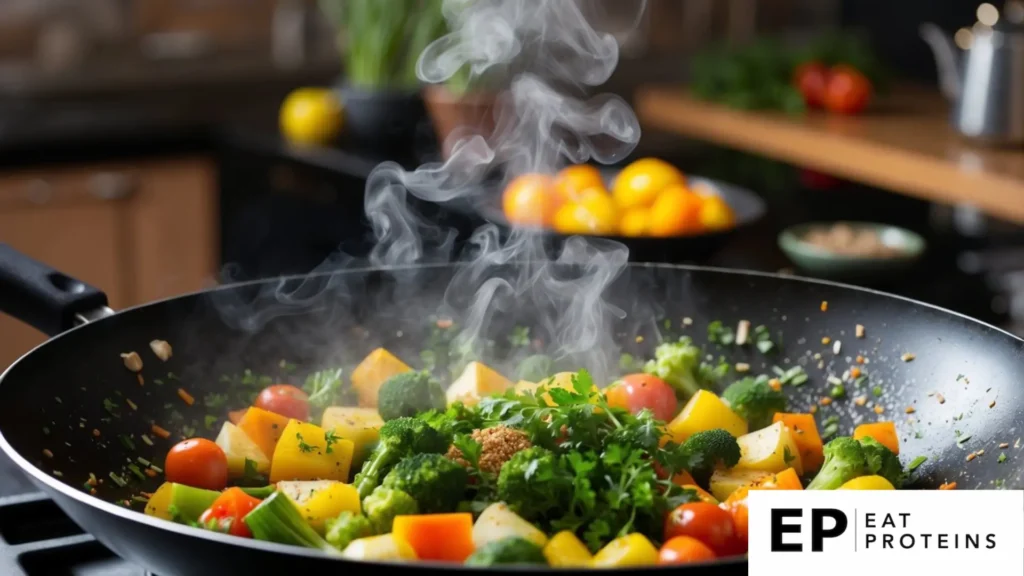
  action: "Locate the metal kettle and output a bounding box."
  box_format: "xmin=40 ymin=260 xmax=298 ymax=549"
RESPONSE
xmin=920 ymin=19 xmax=1024 ymax=146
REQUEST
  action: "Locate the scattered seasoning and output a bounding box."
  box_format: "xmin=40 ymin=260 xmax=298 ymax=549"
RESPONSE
xmin=735 ymin=363 xmax=750 ymax=373
xmin=768 ymin=378 xmax=782 ymax=392
xmin=935 ymin=393 xmax=946 ymax=405
xmin=907 ymin=456 xmax=927 ymax=472
xmin=55 ymin=397 xmax=62 ymax=404
xmin=92 ymin=429 xmax=101 ymax=437
xmin=989 ymin=400 xmax=997 ymax=409
xmin=850 ymin=367 xmax=862 ymax=379
xmin=905 ymin=407 xmax=916 ymax=414
xmin=998 ymin=453 xmax=1008 ymax=464
xmin=177 ymin=388 xmax=195 ymax=406
xmin=126 ymin=399 xmax=138 ymax=411
xmin=832 ymin=340 xmax=842 ymax=355
xmin=999 ymin=442 xmax=1010 ymax=449
xmin=682 ymin=317 xmax=693 ymax=326
xmin=118 ymin=435 xmax=135 ymax=451
xmin=872 ymin=386 xmax=883 ymax=397
xmin=855 ymin=324 xmax=865 ymax=338
xmin=827 ymin=375 xmax=843 ymax=386
xmin=735 ymin=320 xmax=751 ymax=345
xmin=102 ymin=398 xmax=119 ymax=417
xmin=144 ymin=468 xmax=157 ymax=478
xmin=821 ymin=336 xmax=831 ymax=345
xmin=53 ymin=470 xmax=63 ymax=477
xmin=977 ymin=449 xmax=985 ymax=456
xmin=854 ymin=396 xmax=867 ymax=406
xmin=855 ymin=355 xmax=865 ymax=364
xmin=820 ymin=301 xmax=828 ymax=312
xmin=108 ymin=472 xmax=127 ymax=487
xmin=121 ymin=352 xmax=143 ymax=372
xmin=901 ymin=353 xmax=915 ymax=362
xmin=151 ymin=424 xmax=171 ymax=439
xmin=137 ymin=374 xmax=145 ymax=386
xmin=819 ymin=397 xmax=833 ymax=406
xmin=966 ymin=452 xmax=977 ymax=462
xmin=42 ymin=449 xmax=53 ymax=458
xmin=140 ymin=434 xmax=153 ymax=446
xmin=938 ymin=482 xmax=957 ymax=490
xmin=809 ymin=405 xmax=819 ymax=415
xmin=42 ymin=426 xmax=50 ymax=435
xmin=873 ymin=405 xmax=885 ymax=414
xmin=635 ymin=336 xmax=644 ymax=343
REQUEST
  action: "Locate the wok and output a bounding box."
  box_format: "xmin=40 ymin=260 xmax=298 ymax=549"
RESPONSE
xmin=1 ymin=243 xmax=1023 ymax=576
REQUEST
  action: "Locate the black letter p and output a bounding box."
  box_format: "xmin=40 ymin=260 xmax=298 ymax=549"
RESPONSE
xmin=811 ymin=509 xmax=848 ymax=552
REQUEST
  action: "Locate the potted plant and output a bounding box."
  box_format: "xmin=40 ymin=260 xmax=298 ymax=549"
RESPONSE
xmin=318 ymin=0 xmax=447 ymax=148
xmin=422 ymin=61 xmax=506 ymax=158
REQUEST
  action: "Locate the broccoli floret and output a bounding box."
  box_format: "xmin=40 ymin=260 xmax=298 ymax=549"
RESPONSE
xmin=859 ymin=437 xmax=907 ymax=488
xmin=643 ymin=338 xmax=704 ymax=400
xmin=679 ymin=429 xmax=742 ymax=485
xmin=464 ymin=537 xmax=548 ymax=566
xmin=353 ymin=417 xmax=448 ymax=499
xmin=722 ymin=375 xmax=787 ymax=430
xmin=416 ymin=401 xmax=482 ymax=443
xmin=362 ymin=486 xmax=419 ymax=533
xmin=807 ymin=437 xmax=868 ymax=490
xmin=515 ymin=354 xmax=554 ymax=383
xmin=496 ymin=446 xmax=573 ymax=522
xmin=381 ymin=453 xmax=468 ymax=513
xmin=377 ymin=370 xmax=446 ymax=421
xmin=324 ymin=511 xmax=373 ymax=551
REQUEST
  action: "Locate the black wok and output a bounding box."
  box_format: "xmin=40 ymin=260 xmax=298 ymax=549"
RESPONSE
xmin=1 ymin=243 xmax=1022 ymax=576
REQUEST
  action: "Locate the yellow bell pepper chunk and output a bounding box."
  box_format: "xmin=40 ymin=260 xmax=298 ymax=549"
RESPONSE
xmin=342 ymin=534 xmax=418 ymax=561
xmin=839 ymin=475 xmax=895 ymax=490
xmin=445 ymin=361 xmax=513 ymax=406
xmin=667 ymin=390 xmax=748 ymax=443
xmin=270 ymin=420 xmax=355 ymax=483
xmin=214 ymin=421 xmax=270 ymax=479
xmin=297 ymin=482 xmax=361 ymax=533
xmin=351 ymin=348 xmax=411 ymax=408
xmin=321 ymin=406 xmax=384 ymax=468
xmin=543 ymin=531 xmax=593 ymax=568
xmin=591 ymin=533 xmax=659 ymax=568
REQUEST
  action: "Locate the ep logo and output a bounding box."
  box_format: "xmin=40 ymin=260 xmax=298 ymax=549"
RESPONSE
xmin=771 ymin=508 xmax=848 ymax=552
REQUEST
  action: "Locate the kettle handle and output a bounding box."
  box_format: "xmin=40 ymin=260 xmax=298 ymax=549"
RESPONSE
xmin=919 ymin=22 xmax=962 ymax=101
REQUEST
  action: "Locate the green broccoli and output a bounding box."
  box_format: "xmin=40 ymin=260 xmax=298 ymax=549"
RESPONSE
xmin=722 ymin=375 xmax=787 ymax=429
xmin=324 ymin=511 xmax=373 ymax=551
xmin=377 ymin=370 xmax=446 ymax=421
xmin=464 ymin=537 xmax=548 ymax=566
xmin=496 ymin=446 xmax=573 ymax=522
xmin=643 ymin=338 xmax=704 ymax=400
xmin=381 ymin=453 xmax=469 ymax=513
xmin=353 ymin=417 xmax=448 ymax=499
xmin=416 ymin=401 xmax=481 ymax=443
xmin=806 ymin=437 xmax=868 ymax=490
xmin=515 ymin=354 xmax=554 ymax=383
xmin=860 ymin=437 xmax=907 ymax=488
xmin=678 ymin=429 xmax=742 ymax=485
xmin=362 ymin=486 xmax=419 ymax=533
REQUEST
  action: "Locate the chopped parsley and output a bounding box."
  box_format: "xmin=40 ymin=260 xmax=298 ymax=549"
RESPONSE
xmin=108 ymin=472 xmax=127 ymax=487
xmin=998 ymin=452 xmax=1007 ymax=464
xmin=508 ymin=326 xmax=530 ymax=348
xmin=296 ymin=433 xmax=315 ymax=453
xmin=204 ymin=415 xmax=218 ymax=430
xmin=872 ymin=386 xmax=883 ymax=397
xmin=203 ymin=393 xmax=228 ymax=409
xmin=118 ymin=434 xmax=135 ymax=451
xmin=907 ymin=456 xmax=927 ymax=472
xmin=753 ymin=325 xmax=775 ymax=353
xmin=304 ymin=369 xmax=345 ymax=409
xmin=242 ymin=458 xmax=265 ymax=484
xmin=324 ymin=430 xmax=341 ymax=454
xmin=707 ymin=320 xmax=735 ymax=345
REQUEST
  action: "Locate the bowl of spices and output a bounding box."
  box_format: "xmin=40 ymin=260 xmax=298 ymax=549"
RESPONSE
xmin=778 ymin=221 xmax=926 ymax=280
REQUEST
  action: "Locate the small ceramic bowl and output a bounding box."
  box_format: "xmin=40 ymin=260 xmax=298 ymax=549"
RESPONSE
xmin=778 ymin=221 xmax=926 ymax=280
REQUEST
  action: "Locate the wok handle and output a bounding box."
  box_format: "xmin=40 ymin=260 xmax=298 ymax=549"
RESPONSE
xmin=0 ymin=243 xmax=110 ymax=336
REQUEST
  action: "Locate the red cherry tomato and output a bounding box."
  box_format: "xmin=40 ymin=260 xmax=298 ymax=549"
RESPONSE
xmin=723 ymin=499 xmax=749 ymax=552
xmin=604 ymin=374 xmax=677 ymax=422
xmin=658 ymin=535 xmax=718 ymax=565
xmin=793 ymin=61 xmax=830 ymax=109
xmin=255 ymin=384 xmax=310 ymax=421
xmin=823 ymin=65 xmax=872 ymax=115
xmin=198 ymin=487 xmax=261 ymax=538
xmin=165 ymin=438 xmax=228 ymax=491
xmin=664 ymin=502 xmax=740 ymax=558
xmin=799 ymin=168 xmax=841 ymax=190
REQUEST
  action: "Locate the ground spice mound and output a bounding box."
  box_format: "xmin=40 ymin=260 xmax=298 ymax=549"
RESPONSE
xmin=445 ymin=425 xmax=532 ymax=474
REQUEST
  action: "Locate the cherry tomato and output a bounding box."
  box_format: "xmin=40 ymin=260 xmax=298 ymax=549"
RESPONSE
xmin=255 ymin=384 xmax=310 ymax=421
xmin=793 ymin=61 xmax=830 ymax=109
xmin=165 ymin=438 xmax=228 ymax=491
xmin=799 ymin=168 xmax=841 ymax=190
xmin=664 ymin=502 xmax=740 ymax=557
xmin=723 ymin=499 xmax=749 ymax=552
xmin=604 ymin=374 xmax=677 ymax=422
xmin=198 ymin=487 xmax=261 ymax=538
xmin=823 ymin=65 xmax=872 ymax=115
xmin=658 ymin=535 xmax=717 ymax=565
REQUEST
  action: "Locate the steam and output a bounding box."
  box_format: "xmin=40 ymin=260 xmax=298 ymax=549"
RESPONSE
xmin=210 ymin=0 xmax=647 ymax=385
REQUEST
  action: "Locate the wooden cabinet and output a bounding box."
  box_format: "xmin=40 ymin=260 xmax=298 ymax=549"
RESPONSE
xmin=0 ymin=156 xmax=217 ymax=368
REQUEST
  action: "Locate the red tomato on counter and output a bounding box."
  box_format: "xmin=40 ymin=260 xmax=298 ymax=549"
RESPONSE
xmin=823 ymin=65 xmax=872 ymax=115
xmin=255 ymin=384 xmax=310 ymax=421
xmin=605 ymin=374 xmax=678 ymax=422
xmin=793 ymin=61 xmax=830 ymax=109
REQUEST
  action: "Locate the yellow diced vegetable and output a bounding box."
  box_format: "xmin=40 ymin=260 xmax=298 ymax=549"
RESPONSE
xmin=839 ymin=475 xmax=895 ymax=490
xmin=351 ymin=348 xmax=411 ymax=408
xmin=321 ymin=406 xmax=384 ymax=468
xmin=472 ymin=502 xmax=548 ymax=548
xmin=514 ymin=380 xmax=538 ymax=394
xmin=445 ymin=361 xmax=514 ymax=406
xmin=667 ymin=390 xmax=748 ymax=443
xmin=709 ymin=468 xmax=773 ymax=502
xmin=276 ymin=480 xmax=337 ymax=505
xmin=236 ymin=407 xmax=290 ymax=458
xmin=591 ymin=533 xmax=659 ymax=568
xmin=214 ymin=421 xmax=270 ymax=479
xmin=270 ymin=420 xmax=354 ymax=483
xmin=297 ymin=482 xmax=361 ymax=533
xmin=342 ymin=534 xmax=418 ymax=561
xmin=544 ymin=531 xmax=593 ymax=568
xmin=734 ymin=421 xmax=804 ymax=476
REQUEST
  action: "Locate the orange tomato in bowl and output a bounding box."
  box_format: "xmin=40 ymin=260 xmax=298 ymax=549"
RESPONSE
xmin=554 ymin=164 xmax=606 ymax=204
xmin=649 ymin=185 xmax=704 ymax=237
xmin=697 ymin=194 xmax=736 ymax=232
xmin=612 ymin=158 xmax=686 ymax=209
xmin=502 ymin=174 xmax=559 ymax=227
xmin=619 ymin=207 xmax=649 ymax=237
xmin=552 ymin=190 xmax=618 ymax=235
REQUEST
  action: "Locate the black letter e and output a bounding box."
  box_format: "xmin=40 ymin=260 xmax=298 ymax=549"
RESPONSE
xmin=771 ymin=509 xmax=803 ymax=552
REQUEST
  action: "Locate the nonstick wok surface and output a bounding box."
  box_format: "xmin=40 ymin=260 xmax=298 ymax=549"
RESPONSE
xmin=1 ymin=258 xmax=1023 ymax=576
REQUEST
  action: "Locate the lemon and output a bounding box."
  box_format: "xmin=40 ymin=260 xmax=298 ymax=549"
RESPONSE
xmin=279 ymin=88 xmax=344 ymax=145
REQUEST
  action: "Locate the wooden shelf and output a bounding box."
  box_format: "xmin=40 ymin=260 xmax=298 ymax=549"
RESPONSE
xmin=634 ymin=85 xmax=1024 ymax=224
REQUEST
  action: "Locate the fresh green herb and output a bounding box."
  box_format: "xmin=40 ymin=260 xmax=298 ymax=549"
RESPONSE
xmin=956 ymin=434 xmax=972 ymax=448
xmin=872 ymin=386 xmax=883 ymax=397
xmin=243 ymin=458 xmax=266 ymax=484
xmin=914 ymin=431 xmax=924 ymax=439
xmin=153 ymin=379 xmax=164 ymax=386
xmin=324 ymin=430 xmax=340 ymax=455
xmin=109 ymin=472 xmax=127 ymax=487
xmin=203 ymin=393 xmax=228 ymax=409
xmin=279 ymin=359 xmax=297 ymax=373
xmin=149 ymin=463 xmax=163 ymax=474
xmin=296 ymin=433 xmax=315 ymax=453
xmin=304 ymin=369 xmax=346 ymax=410
xmin=821 ymin=423 xmax=840 ymax=439
xmin=137 ymin=457 xmax=151 ymax=467
xmin=753 ymin=325 xmax=775 ymax=354
xmin=783 ymin=446 xmax=795 ymax=465
xmin=140 ymin=434 xmax=153 ymax=447
xmin=167 ymin=372 xmax=179 ymax=381
xmin=619 ymin=353 xmax=643 ymax=372
xmin=127 ymin=464 xmax=146 ymax=482
xmin=854 ymin=375 xmax=869 ymax=388
xmin=508 ymin=326 xmax=530 ymax=348
xmin=181 ymin=424 xmax=197 ymax=438
xmin=907 ymin=456 xmax=927 ymax=472
xmin=994 ymin=478 xmax=1006 ymax=488
xmin=118 ymin=435 xmax=135 ymax=451
xmin=102 ymin=398 xmax=120 ymax=417
xmin=204 ymin=415 xmax=218 ymax=431
xmin=707 ymin=321 xmax=735 ymax=345
xmin=131 ymin=495 xmax=150 ymax=504
xmin=998 ymin=452 xmax=1007 ymax=464
xmin=830 ymin=385 xmax=846 ymax=399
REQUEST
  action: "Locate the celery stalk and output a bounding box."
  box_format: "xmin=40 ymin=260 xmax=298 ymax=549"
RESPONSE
xmin=244 ymin=492 xmax=338 ymax=554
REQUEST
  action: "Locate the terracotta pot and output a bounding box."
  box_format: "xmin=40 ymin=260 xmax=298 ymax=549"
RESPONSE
xmin=423 ymin=84 xmax=498 ymax=158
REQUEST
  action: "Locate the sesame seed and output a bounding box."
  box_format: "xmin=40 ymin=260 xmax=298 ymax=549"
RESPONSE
xmin=873 ymin=405 xmax=884 ymax=414
xmin=905 ymin=407 xmax=916 ymax=414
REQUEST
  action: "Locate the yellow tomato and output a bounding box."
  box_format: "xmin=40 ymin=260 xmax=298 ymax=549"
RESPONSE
xmin=698 ymin=194 xmax=736 ymax=232
xmin=554 ymin=164 xmax=605 ymax=203
xmin=279 ymin=88 xmax=344 ymax=145
xmin=838 ymin=476 xmax=895 ymax=490
xmin=612 ymin=158 xmax=686 ymax=209
xmin=619 ymin=208 xmax=649 ymax=237
xmin=552 ymin=190 xmax=618 ymax=235
xmin=502 ymin=174 xmax=559 ymax=228
xmin=648 ymin=185 xmax=704 ymax=237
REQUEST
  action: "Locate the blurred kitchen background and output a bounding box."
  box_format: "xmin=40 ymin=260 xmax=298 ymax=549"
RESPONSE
xmin=2 ymin=0 xmax=1024 ymax=378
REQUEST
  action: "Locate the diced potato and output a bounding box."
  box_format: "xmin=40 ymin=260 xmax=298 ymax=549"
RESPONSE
xmin=321 ymin=406 xmax=384 ymax=468
xmin=270 ymin=420 xmax=355 ymax=483
xmin=667 ymin=390 xmax=748 ymax=443
xmin=236 ymin=407 xmax=290 ymax=459
xmin=342 ymin=534 xmax=418 ymax=561
xmin=543 ymin=531 xmax=593 ymax=568
xmin=710 ymin=468 xmax=773 ymax=502
xmin=472 ymin=502 xmax=548 ymax=549
xmin=215 ymin=422 xmax=270 ymax=478
xmin=445 ymin=361 xmax=514 ymax=406
xmin=351 ymin=348 xmax=412 ymax=408
xmin=591 ymin=533 xmax=659 ymax=568
xmin=734 ymin=421 xmax=804 ymax=476
xmin=773 ymin=413 xmax=825 ymax=471
xmin=297 ymin=482 xmax=361 ymax=533
xmin=276 ymin=480 xmax=338 ymax=505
